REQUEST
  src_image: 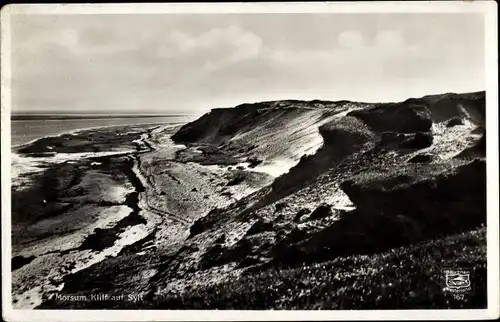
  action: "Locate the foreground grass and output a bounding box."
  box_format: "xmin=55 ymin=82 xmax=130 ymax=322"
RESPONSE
xmin=148 ymin=227 xmax=485 ymax=310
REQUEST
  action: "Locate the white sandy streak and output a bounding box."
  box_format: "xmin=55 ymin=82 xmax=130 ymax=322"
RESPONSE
xmin=11 ymin=150 xmax=136 ymax=191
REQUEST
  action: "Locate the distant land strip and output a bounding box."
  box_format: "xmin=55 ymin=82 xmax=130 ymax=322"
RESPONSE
xmin=11 ymin=114 xmax=194 ymax=121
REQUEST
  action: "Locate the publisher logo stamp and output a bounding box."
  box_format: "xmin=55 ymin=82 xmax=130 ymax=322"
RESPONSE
xmin=442 ymin=267 xmax=472 ymax=300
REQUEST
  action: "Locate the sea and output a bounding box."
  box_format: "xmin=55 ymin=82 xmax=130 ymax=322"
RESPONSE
xmin=11 ymin=115 xmax=195 ymax=147
xmin=9 ymin=115 xmax=196 ymax=190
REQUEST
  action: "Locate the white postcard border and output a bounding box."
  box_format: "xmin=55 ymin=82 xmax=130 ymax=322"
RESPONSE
xmin=1 ymin=2 xmax=498 ymax=321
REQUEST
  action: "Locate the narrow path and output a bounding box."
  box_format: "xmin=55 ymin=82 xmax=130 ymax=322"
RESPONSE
xmin=133 ymin=127 xmax=193 ymax=226
xmin=141 ymin=203 xmax=191 ymax=226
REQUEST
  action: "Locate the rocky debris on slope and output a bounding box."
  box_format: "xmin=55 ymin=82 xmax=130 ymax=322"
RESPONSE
xmin=236 ymin=255 xmax=262 ymax=269
xmin=214 ymin=234 xmax=226 ymax=244
xmin=131 ymin=228 xmax=485 ymax=310
xmin=39 ymin=227 xmax=486 ymax=309
xmin=198 ymin=244 xmax=226 ymax=269
xmin=271 ymin=227 xmax=309 ymax=258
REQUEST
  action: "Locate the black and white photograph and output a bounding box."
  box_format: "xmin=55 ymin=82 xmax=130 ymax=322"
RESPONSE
xmin=1 ymin=2 xmax=499 ymax=321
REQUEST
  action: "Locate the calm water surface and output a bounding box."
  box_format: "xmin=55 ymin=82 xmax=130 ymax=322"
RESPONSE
xmin=11 ymin=116 xmax=194 ymax=146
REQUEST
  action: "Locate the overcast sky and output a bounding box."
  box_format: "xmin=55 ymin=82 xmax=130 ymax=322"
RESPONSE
xmin=10 ymin=13 xmax=485 ymax=114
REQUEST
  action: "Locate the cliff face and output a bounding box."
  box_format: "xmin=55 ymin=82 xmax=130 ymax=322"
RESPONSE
xmin=172 ymin=92 xmax=485 ymax=145
xmin=171 ymin=100 xmax=373 ymax=168
xmin=173 ymin=92 xmax=485 ymax=209
xmin=170 ymin=90 xmax=486 ymax=278
xmin=171 ymin=100 xmax=340 ymax=144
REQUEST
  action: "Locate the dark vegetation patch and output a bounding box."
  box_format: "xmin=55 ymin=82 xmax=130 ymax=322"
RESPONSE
xmin=274 ymin=202 xmax=286 ymax=213
xmin=187 ymin=208 xmax=221 ymax=239
xmin=245 ymin=219 xmax=273 ymax=236
xmin=378 ymin=131 xmax=433 ymax=151
xmin=408 ymin=153 xmax=433 ymax=163
xmin=307 ymin=203 xmax=333 ymax=221
xmin=11 ymin=155 xmax=137 ymax=249
xmin=12 ymin=152 xmax=147 ymax=252
xmin=11 ymin=164 xmax=82 ymax=226
xmin=12 ymin=255 xmax=36 ymax=271
xmin=268 ymin=159 xmax=485 ymax=267
xmin=348 ymin=104 xmax=432 ymax=134
xmin=247 ymin=157 xmax=263 ymax=168
xmin=446 ymin=116 xmax=464 ymax=127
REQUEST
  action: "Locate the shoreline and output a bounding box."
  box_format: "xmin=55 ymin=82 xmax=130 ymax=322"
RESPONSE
xmin=11 ymin=114 xmax=196 ymax=120
xmin=10 ymin=122 xmax=182 ymax=309
xmin=12 ymin=119 xmax=190 ymax=150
